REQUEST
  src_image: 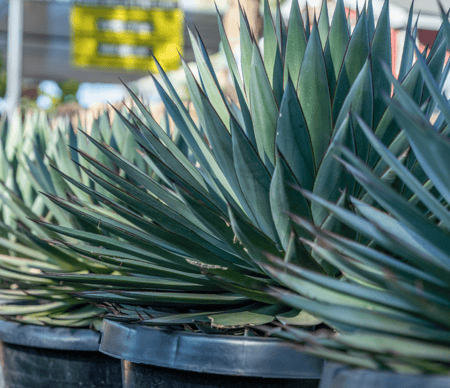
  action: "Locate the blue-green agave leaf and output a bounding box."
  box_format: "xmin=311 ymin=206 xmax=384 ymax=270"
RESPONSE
xmin=275 ymin=77 xmax=315 ymax=191
xmin=231 ymin=117 xmax=280 ymax=245
xmin=270 ymin=151 xmax=312 ymax=250
xmin=298 ymin=21 xmax=332 ymax=168
xmin=332 ymin=10 xmax=369 ymax=123
xmin=283 ymin=0 xmax=307 ymax=86
xmin=370 ymin=0 xmax=391 ymax=127
xmin=249 ymin=43 xmax=278 ymax=169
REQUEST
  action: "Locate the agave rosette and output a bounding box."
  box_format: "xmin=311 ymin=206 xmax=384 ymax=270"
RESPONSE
xmin=30 ymin=0 xmax=449 ymax=331
xmin=264 ymin=8 xmax=450 ymax=374
xmin=0 ymin=108 xmax=155 ymax=328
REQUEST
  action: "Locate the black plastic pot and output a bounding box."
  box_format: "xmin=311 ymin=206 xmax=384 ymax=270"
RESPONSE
xmin=100 ymin=319 xmax=324 ymax=388
xmin=319 ymin=362 xmax=450 ymax=388
xmin=0 ymin=320 xmax=122 ymax=388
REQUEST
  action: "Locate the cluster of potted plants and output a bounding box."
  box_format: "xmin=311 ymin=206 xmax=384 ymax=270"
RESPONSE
xmin=0 ymin=0 xmax=449 ymax=386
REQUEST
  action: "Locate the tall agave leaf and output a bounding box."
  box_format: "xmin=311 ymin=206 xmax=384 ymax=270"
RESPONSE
xmin=33 ymin=0 xmax=448 ymax=332
xmin=263 ymin=12 xmax=450 ymax=373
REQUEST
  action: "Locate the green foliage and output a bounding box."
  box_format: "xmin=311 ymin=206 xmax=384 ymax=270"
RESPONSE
xmin=264 ymin=7 xmax=450 ymax=374
xmin=0 ymin=53 xmax=6 ymax=98
xmin=31 ymin=0 xmax=447 ymax=333
xmin=0 ymin=107 xmax=154 ymax=328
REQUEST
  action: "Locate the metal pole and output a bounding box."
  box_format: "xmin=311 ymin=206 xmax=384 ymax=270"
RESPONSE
xmin=6 ymin=0 xmax=24 ymax=117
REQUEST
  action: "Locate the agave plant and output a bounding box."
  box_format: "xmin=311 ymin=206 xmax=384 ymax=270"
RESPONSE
xmin=28 ymin=0 xmax=449 ymax=331
xmin=0 ymin=107 xmax=160 ymax=328
xmin=263 ymin=9 xmax=450 ymax=374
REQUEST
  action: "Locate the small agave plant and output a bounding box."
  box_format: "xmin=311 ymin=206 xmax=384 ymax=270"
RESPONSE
xmin=0 ymin=108 xmax=154 ymax=328
xmin=264 ymin=10 xmax=450 ymax=374
xmin=31 ymin=0 xmax=449 ymax=331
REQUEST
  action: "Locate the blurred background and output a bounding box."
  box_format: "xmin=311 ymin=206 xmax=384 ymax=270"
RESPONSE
xmin=0 ymin=0 xmax=448 ymax=116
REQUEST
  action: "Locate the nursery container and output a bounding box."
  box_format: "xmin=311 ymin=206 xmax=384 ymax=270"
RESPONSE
xmin=100 ymin=319 xmax=323 ymax=388
xmin=319 ymin=362 xmax=450 ymax=388
xmin=0 ymin=320 xmax=122 ymax=388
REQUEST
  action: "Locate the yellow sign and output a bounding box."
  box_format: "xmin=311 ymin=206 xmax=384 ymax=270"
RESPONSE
xmin=70 ymin=1 xmax=183 ymax=72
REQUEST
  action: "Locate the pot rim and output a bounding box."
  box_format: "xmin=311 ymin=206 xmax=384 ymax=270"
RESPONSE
xmin=0 ymin=320 xmax=100 ymax=351
xmin=99 ymin=319 xmax=324 ymax=378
